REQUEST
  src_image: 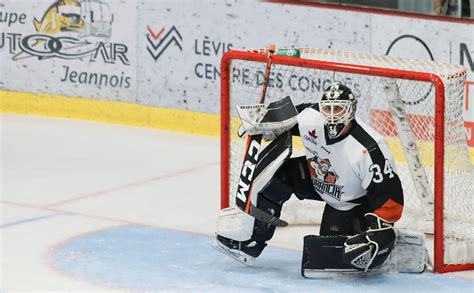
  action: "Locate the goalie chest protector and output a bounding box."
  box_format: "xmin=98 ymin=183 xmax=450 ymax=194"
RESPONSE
xmin=296 ymin=107 xmax=398 ymax=211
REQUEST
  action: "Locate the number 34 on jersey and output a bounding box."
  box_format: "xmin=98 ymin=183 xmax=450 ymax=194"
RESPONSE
xmin=369 ymin=159 xmax=395 ymax=184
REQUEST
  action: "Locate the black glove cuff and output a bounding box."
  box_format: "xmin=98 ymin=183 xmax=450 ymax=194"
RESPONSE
xmin=364 ymin=213 xmax=394 ymax=230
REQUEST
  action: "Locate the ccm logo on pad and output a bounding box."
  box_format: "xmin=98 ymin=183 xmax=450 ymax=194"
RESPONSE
xmin=236 ymin=139 xmax=261 ymax=203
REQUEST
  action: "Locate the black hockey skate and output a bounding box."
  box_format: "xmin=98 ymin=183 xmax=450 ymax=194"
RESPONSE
xmin=213 ymin=235 xmax=266 ymax=267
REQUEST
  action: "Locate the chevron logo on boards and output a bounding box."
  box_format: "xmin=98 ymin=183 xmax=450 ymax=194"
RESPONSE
xmin=146 ymin=25 xmax=183 ymax=61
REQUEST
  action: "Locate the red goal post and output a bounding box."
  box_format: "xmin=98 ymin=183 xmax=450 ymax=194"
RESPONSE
xmin=220 ymin=48 xmax=473 ymax=273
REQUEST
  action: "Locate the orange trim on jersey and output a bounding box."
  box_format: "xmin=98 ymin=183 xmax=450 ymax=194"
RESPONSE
xmin=373 ymin=199 xmax=404 ymax=222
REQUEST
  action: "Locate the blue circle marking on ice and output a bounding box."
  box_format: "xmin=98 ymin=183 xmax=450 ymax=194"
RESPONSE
xmin=52 ymin=225 xmax=473 ymax=292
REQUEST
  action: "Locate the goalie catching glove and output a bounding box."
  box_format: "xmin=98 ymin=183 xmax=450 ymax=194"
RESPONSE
xmin=342 ymin=213 xmax=396 ymax=272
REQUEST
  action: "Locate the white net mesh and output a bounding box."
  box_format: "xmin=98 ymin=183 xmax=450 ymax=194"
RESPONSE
xmin=223 ymin=48 xmax=473 ymax=267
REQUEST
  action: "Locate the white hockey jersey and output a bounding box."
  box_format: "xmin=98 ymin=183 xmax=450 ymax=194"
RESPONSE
xmin=296 ymin=106 xmax=403 ymax=218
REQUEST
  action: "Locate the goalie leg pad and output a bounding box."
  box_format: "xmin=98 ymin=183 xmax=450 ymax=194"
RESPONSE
xmin=302 ymin=235 xmax=366 ymax=278
xmin=383 ymin=229 xmax=427 ymax=273
xmin=216 ymin=206 xmax=255 ymax=241
xmin=215 ymin=206 xmax=268 ymax=266
xmin=301 ymin=229 xmax=427 ymax=278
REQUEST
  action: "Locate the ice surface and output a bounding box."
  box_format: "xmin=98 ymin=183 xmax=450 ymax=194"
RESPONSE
xmin=1 ymin=114 xmax=473 ymax=291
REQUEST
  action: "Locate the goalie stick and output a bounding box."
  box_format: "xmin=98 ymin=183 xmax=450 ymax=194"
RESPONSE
xmin=233 ymin=44 xmax=289 ymax=227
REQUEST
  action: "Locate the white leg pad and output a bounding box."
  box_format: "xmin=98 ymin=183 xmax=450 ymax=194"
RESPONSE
xmin=216 ymin=206 xmax=255 ymax=241
xmin=382 ymin=229 xmax=428 ymax=273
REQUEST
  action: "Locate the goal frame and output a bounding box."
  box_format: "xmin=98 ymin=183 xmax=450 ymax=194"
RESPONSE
xmin=220 ymin=49 xmax=473 ymax=273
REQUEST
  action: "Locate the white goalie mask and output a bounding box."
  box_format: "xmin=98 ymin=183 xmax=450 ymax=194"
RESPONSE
xmin=319 ymin=82 xmax=357 ymax=139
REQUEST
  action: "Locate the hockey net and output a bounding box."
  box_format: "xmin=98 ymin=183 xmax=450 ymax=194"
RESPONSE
xmin=220 ymin=47 xmax=474 ymax=273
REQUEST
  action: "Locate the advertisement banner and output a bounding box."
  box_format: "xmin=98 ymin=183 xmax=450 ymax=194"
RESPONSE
xmin=0 ymin=0 xmax=137 ymax=103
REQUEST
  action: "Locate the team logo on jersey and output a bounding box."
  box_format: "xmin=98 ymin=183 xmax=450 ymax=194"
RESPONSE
xmin=303 ymin=129 xmax=318 ymax=145
xmin=306 ymin=150 xmax=344 ymax=200
xmin=308 ymin=129 xmax=317 ymax=138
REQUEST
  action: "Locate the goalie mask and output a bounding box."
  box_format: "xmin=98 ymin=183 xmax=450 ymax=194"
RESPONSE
xmin=319 ymin=82 xmax=357 ymax=139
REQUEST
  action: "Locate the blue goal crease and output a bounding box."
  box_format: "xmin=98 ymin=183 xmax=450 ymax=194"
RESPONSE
xmin=51 ymin=225 xmax=474 ymax=292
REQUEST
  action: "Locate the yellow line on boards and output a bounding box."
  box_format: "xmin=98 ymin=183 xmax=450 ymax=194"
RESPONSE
xmin=0 ymin=90 xmax=219 ymax=137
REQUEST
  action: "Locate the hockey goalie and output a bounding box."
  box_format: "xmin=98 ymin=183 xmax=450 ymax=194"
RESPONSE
xmin=214 ymin=82 xmax=428 ymax=277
